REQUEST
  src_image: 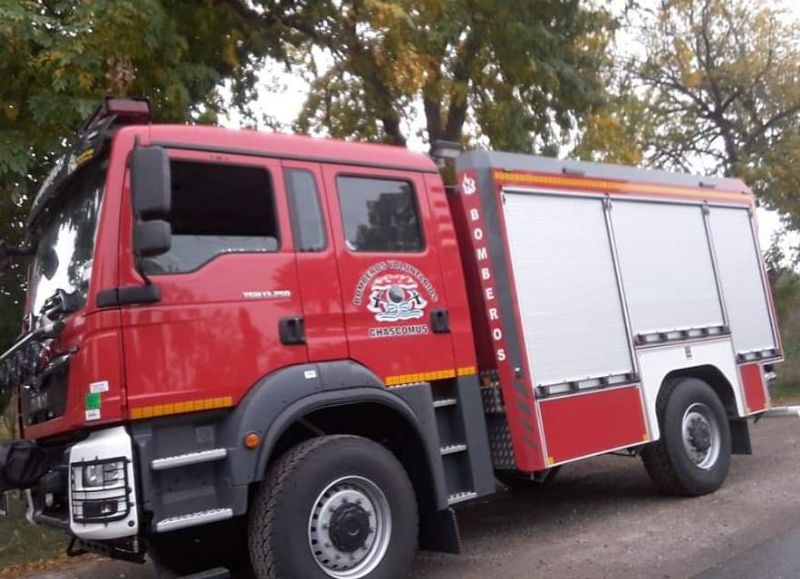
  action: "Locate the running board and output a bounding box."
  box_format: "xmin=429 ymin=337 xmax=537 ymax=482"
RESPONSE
xmin=151 ymin=448 xmax=228 ymax=471
xmin=155 ymin=508 xmax=233 ymax=533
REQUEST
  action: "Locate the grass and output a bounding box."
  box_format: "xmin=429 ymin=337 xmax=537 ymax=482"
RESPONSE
xmin=0 ymin=493 xmax=66 ymax=569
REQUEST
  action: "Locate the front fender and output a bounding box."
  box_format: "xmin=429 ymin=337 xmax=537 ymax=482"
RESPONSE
xmin=220 ymin=361 xmax=448 ymax=509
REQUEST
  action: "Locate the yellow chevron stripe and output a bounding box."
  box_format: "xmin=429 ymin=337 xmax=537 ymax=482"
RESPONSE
xmin=130 ymin=396 xmax=233 ymax=420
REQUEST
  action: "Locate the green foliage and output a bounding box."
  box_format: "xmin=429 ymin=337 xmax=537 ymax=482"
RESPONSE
xmin=0 ymin=0 xmax=270 ymax=349
xmin=626 ymin=0 xmax=800 ymax=227
xmin=572 ymin=72 xmax=654 ymax=165
xmin=218 ymin=0 xmax=614 ymax=153
xmin=768 ymin=269 xmax=800 ymax=400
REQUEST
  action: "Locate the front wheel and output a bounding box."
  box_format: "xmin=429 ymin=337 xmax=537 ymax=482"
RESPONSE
xmin=642 ymin=377 xmax=731 ymax=496
xmin=248 ymin=435 xmax=417 ymax=579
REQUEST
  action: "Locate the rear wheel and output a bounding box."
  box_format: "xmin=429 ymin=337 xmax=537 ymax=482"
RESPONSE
xmin=642 ymin=377 xmax=731 ymax=496
xmin=248 ymin=435 xmax=417 ymax=579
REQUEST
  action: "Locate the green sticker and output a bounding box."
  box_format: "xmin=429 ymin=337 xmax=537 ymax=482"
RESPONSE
xmin=85 ymin=392 xmax=102 ymax=410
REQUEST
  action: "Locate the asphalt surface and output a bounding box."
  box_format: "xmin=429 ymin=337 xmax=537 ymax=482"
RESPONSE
xmin=20 ymin=412 xmax=800 ymax=579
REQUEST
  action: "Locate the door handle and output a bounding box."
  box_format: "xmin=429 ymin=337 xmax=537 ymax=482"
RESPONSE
xmin=430 ymin=309 xmax=450 ymax=334
xmin=279 ymin=316 xmax=306 ymax=345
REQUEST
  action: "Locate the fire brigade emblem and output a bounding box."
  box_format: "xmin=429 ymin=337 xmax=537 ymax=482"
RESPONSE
xmin=367 ymin=274 xmax=428 ymax=322
xmin=353 ymin=261 xmax=438 ymax=328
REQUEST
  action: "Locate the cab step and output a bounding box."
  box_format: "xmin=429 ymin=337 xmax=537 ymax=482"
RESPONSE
xmin=155 ymin=507 xmax=233 ymax=533
xmin=440 ymin=444 xmax=468 ymax=456
xmin=447 ymin=491 xmax=478 ymax=505
xmin=151 ymin=448 xmax=227 ymax=471
xmin=433 ymin=398 xmax=458 ymax=408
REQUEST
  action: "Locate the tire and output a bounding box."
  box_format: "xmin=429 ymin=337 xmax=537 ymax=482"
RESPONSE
xmin=149 ymin=518 xmax=252 ymax=577
xmin=248 ymin=435 xmax=417 ymax=579
xmin=496 ymin=466 xmax=561 ymax=489
xmin=642 ymin=377 xmax=731 ymax=496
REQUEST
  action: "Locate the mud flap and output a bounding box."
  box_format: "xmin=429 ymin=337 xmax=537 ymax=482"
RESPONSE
xmin=419 ymin=507 xmax=461 ymax=554
xmin=730 ymin=418 xmax=752 ymax=455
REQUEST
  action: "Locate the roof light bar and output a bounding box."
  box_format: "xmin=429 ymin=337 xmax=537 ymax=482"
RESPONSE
xmin=105 ymin=97 xmax=150 ymax=121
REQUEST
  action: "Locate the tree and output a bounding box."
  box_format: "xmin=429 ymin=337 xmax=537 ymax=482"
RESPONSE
xmin=625 ymin=0 xmax=800 ymax=227
xmin=0 ymin=0 xmax=270 ymax=347
xmin=216 ymin=0 xmax=614 ymax=153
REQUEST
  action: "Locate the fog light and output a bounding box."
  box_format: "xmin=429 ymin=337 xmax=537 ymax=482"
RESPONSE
xmin=83 ymin=499 xmax=119 ymax=519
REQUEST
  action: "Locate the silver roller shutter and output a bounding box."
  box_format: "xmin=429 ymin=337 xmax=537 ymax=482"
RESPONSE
xmin=502 ymin=190 xmax=633 ymax=387
xmin=610 ymin=200 xmax=724 ymax=335
xmin=708 ymin=207 xmax=776 ymax=354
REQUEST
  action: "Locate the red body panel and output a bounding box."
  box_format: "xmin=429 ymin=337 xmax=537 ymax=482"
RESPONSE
xmin=452 ymin=170 xmax=545 ymax=472
xmin=740 ymin=363 xmax=769 ymax=414
xmin=23 ymin=310 xmax=126 ymax=440
xmin=539 ymin=386 xmax=649 ymax=465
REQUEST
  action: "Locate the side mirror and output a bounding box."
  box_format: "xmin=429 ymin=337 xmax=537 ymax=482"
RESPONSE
xmin=134 ymin=220 xmax=172 ymax=258
xmin=131 ymin=146 xmax=171 ymax=219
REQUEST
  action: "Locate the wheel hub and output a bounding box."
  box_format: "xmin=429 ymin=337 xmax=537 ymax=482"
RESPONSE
xmin=329 ymin=503 xmax=371 ymax=553
xmin=681 ymin=403 xmax=721 ymax=470
xmin=308 ymin=476 xmax=391 ymax=578
xmin=687 ymin=417 xmax=712 ymax=452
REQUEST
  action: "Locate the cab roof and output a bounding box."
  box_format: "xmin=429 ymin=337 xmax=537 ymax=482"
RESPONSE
xmin=121 ymin=125 xmax=439 ymax=174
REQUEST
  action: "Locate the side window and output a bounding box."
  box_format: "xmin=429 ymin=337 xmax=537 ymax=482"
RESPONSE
xmin=145 ymin=161 xmax=279 ymax=274
xmin=285 ymin=169 xmax=326 ymax=252
xmin=337 ymin=176 xmax=424 ymax=252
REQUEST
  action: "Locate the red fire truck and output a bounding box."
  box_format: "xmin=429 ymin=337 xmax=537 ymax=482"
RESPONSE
xmin=0 ymin=98 xmax=783 ymax=578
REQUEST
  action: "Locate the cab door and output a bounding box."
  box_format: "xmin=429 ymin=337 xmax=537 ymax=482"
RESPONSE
xmin=121 ymin=150 xmax=308 ymax=413
xmin=321 ymin=165 xmax=457 ymax=385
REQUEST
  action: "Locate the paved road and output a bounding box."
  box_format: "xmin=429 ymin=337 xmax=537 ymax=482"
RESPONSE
xmin=697 ymin=525 xmax=800 ymax=579
xmin=20 ymin=413 xmax=800 ymax=579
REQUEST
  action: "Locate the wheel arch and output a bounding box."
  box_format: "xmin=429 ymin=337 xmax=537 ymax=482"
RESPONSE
xmin=659 ymin=365 xmax=752 ymax=455
xmin=661 ymin=365 xmax=738 ymax=416
xmin=221 ymin=360 xmax=453 ymax=548
xmin=265 ymin=397 xmax=444 ymax=514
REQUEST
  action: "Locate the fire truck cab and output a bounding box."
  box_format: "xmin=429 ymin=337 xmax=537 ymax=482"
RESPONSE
xmin=0 ymin=98 xmax=782 ymax=579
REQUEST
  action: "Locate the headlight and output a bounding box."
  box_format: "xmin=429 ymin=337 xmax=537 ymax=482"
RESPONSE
xmin=76 ymin=460 xmax=126 ymax=490
xmin=82 ymin=464 xmax=104 ymax=488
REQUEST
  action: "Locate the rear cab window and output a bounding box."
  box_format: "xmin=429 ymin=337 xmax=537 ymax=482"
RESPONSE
xmin=336 ymin=176 xmax=424 ymax=253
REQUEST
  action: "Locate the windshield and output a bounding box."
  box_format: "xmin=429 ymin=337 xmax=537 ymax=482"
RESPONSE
xmin=27 ymin=160 xmax=106 ymax=315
